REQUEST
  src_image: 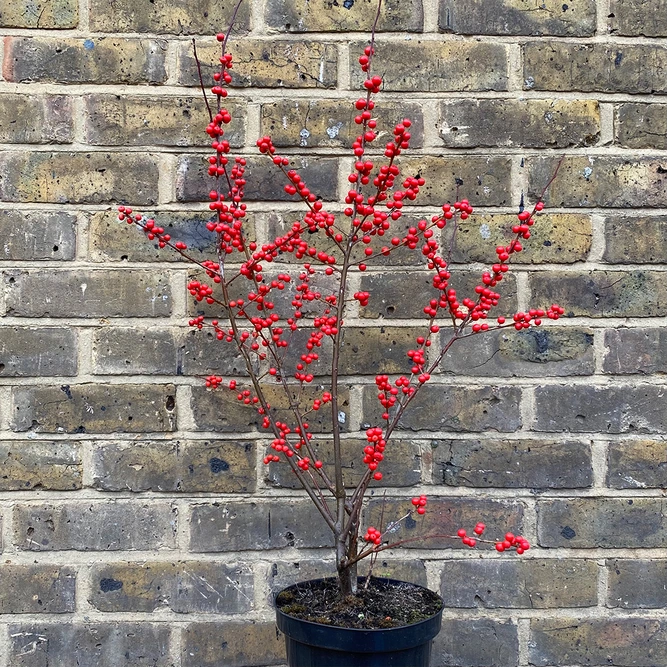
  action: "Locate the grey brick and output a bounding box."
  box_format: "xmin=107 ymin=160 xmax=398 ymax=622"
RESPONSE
xmin=534 ymin=384 xmax=667 ymax=434
xmin=530 ymin=618 xmax=667 ymax=666
xmin=176 ymin=154 xmax=338 ymax=203
xmin=363 ymin=385 xmax=523 ymax=433
xmin=603 ymin=328 xmax=667 ymax=374
xmin=0 ymin=94 xmax=72 ymax=143
xmin=7 ymin=622 xmax=171 ymax=667
xmin=0 ymin=327 xmax=77 ymax=376
xmin=190 ymin=501 xmax=333 ymax=552
xmin=0 ymin=441 xmax=82 ymax=491
xmin=4 ymin=37 xmax=167 ymax=84
xmin=0 ymin=211 xmax=76 ymax=261
xmin=439 ymin=0 xmax=595 ymax=35
xmin=440 ymin=559 xmax=597 ymax=608
xmin=607 ymin=440 xmax=667 ymax=489
xmin=11 ymin=384 xmax=176 ymax=434
xmin=182 ymin=622 xmax=285 ymax=667
xmin=433 ymin=438 xmax=593 ymax=488
xmin=89 ymin=562 xmax=253 ymax=613
xmin=433 ymin=619 xmax=518 ymax=666
xmin=14 ymin=501 xmax=177 ymax=551
xmin=92 ymin=440 xmax=256 ymax=493
xmin=0 ymin=152 xmax=159 ymax=205
xmin=607 ymin=559 xmax=667 ymax=608
xmin=440 ymin=328 xmax=595 ymax=377
xmin=537 ymin=498 xmax=667 ymax=548
xmin=0 ymin=565 xmax=76 ymax=613
xmin=4 ymin=270 xmax=171 ymax=318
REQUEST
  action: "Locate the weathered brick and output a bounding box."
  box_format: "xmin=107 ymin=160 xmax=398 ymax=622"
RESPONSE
xmin=0 ymin=211 xmax=76 ymax=261
xmin=14 ymin=501 xmax=177 ymax=551
xmin=395 ymin=156 xmax=512 ymax=206
xmin=440 ymin=99 xmax=599 ymax=148
xmin=609 ymin=0 xmax=667 ymax=36
xmin=190 ymin=500 xmax=333 ymax=552
xmin=12 ymin=384 xmax=176 ymax=434
xmin=528 ymin=156 xmax=667 ymax=208
xmin=339 ymin=326 xmax=423 ymax=375
xmin=0 ymin=94 xmax=71 ymax=143
xmin=537 ymin=498 xmax=667 ymax=548
xmin=615 ymin=103 xmax=667 ymax=149
xmin=530 ymin=618 xmax=667 ymax=666
xmin=266 ymin=438 xmax=421 ymax=488
xmin=89 ymin=0 xmax=250 ymax=34
xmin=182 ymin=622 xmax=285 ymax=667
xmin=607 ymin=440 xmax=667 ymax=489
xmin=84 ymin=95 xmax=246 ymax=148
xmin=0 ymin=327 xmax=77 ymax=376
xmin=366 ymin=497 xmax=525 ymax=550
xmin=433 ymin=438 xmax=593 ymax=488
xmin=268 ymin=559 xmax=428 ymax=597
xmin=4 ymin=270 xmax=171 ymax=318
xmin=89 ymin=562 xmax=253 ymax=613
xmin=267 ymin=0 xmax=423 ymax=32
xmin=0 ymin=565 xmax=75 ymax=614
xmin=603 ymin=215 xmax=667 ymax=263
xmin=439 ymin=0 xmax=595 ymax=35
xmin=191 ymin=384 xmax=349 ymax=433
xmin=530 ymin=270 xmax=667 ymax=318
xmin=0 ymin=441 xmax=82 ymax=491
xmin=363 ymin=384 xmax=522 ymax=432
xmin=440 ymin=559 xmax=597 ymax=608
xmin=178 ymin=39 xmax=337 ymax=88
xmin=440 ymin=328 xmax=595 ymax=377
xmin=3 ymin=37 xmax=167 ymax=84
xmin=0 ymin=152 xmax=159 ymax=205
xmin=176 ymin=154 xmax=338 ymax=203
xmin=261 ymin=99 xmax=424 ymax=148
xmin=534 ymin=384 xmax=667 ymax=434
xmin=92 ymin=327 xmax=180 ymax=376
xmin=350 ymin=40 xmax=509 ymax=92
xmin=0 ymin=0 xmax=78 ymax=28
xmin=608 ymin=559 xmax=667 ymax=608
xmin=90 ymin=209 xmax=249 ymax=262
xmin=603 ymin=328 xmax=667 ymax=374
xmin=92 ymin=440 xmax=256 ymax=493
xmin=433 ymin=619 xmax=518 ymax=667
xmin=448 ymin=213 xmax=592 ymax=264
xmin=360 ymin=270 xmax=517 ymax=319
xmin=8 ymin=622 xmax=171 ymax=667
xmin=523 ymin=42 xmax=667 ymax=94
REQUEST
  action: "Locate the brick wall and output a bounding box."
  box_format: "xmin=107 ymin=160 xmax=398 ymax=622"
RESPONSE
xmin=0 ymin=0 xmax=665 ymax=665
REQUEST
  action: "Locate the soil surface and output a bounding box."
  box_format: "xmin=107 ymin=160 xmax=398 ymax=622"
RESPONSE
xmin=275 ymin=577 xmax=443 ymax=629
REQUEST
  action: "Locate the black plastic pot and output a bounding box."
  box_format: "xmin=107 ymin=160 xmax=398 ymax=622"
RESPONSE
xmin=275 ymin=577 xmax=443 ymax=667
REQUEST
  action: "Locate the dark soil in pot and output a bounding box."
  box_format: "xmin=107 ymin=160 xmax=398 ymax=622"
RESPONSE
xmin=275 ymin=576 xmax=443 ymax=629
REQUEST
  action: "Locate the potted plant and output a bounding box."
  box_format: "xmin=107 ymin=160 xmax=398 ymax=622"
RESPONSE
xmin=118 ymin=1 xmax=564 ymax=664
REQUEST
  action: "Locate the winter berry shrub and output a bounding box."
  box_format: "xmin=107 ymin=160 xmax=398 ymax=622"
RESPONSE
xmin=119 ymin=0 xmax=564 ymax=598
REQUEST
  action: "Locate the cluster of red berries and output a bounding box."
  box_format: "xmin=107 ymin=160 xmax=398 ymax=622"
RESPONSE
xmin=456 ymin=523 xmax=487 ymax=548
xmin=364 ymin=526 xmax=382 ymax=545
xmin=411 ymin=495 xmax=427 ymax=515
xmin=495 ymin=532 xmax=530 ymax=554
xmin=363 ymin=426 xmax=386 ymax=480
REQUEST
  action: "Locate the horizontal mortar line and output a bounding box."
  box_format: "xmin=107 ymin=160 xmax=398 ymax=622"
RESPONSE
xmin=4 ymin=82 xmax=667 ymax=105
xmin=0 ymin=430 xmax=663 ymax=444
xmin=5 ymin=201 xmax=667 ymax=216
xmin=3 ymin=373 xmax=667 ymax=387
xmin=4 ymin=83 xmax=667 ymax=107
xmin=2 ymin=29 xmax=666 ymax=46
xmin=5 ymin=261 xmax=667 ymax=273
xmin=2 ymin=143 xmax=667 ymax=158
xmin=5 ymin=372 xmax=667 ymax=385
xmin=2 ymin=547 xmax=666 ymax=564
xmin=1 ymin=486 xmax=661 ymax=503
xmin=1 ymin=607 xmax=664 ymax=624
